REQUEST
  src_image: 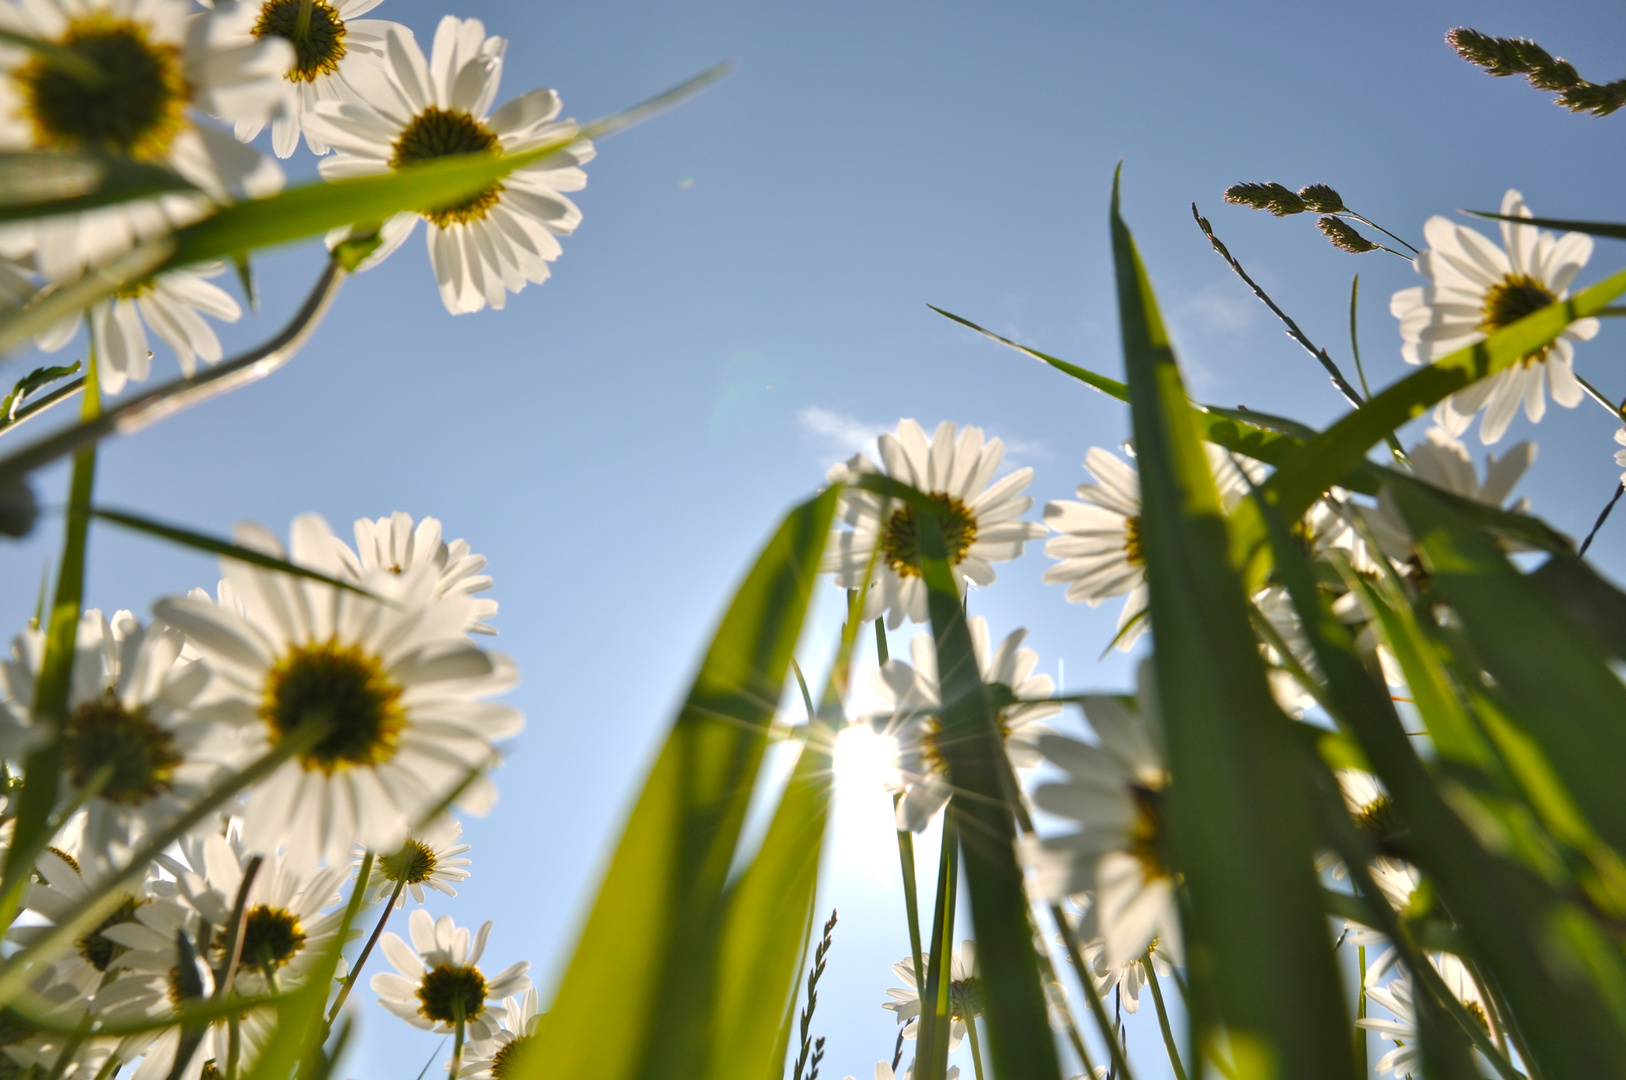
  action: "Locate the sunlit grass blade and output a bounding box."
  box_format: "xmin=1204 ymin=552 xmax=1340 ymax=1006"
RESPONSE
xmin=1389 ymin=477 xmax=1626 ymax=859
xmin=928 ymin=304 xmax=1379 ymax=494
xmin=1460 ymin=210 xmax=1626 ymax=242
xmin=1528 ymin=551 xmax=1626 ymax=659
xmin=1109 ymin=166 xmax=1353 ymax=1077
xmin=516 ymin=488 xmax=837 ymax=1080
xmin=914 ymin=506 xmax=1061 ymax=1080
xmin=0 ymin=152 xmax=198 ymax=222
xmin=157 ymin=64 xmax=730 ymax=272
xmin=1228 ymin=267 xmax=1626 ymax=585
xmin=0 ymin=239 xmax=172 ymax=355
xmin=705 ymin=588 xmax=869 ymax=1080
xmin=1267 ymin=496 xmax=1626 ymax=1076
xmin=88 ymin=507 xmax=378 ymax=599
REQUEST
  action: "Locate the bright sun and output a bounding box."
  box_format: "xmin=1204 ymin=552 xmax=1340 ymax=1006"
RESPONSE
xmin=832 ymin=724 xmax=900 ymax=793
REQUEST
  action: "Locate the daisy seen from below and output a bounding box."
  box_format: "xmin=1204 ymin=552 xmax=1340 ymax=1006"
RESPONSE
xmin=37 ymin=263 xmax=243 ymax=395
xmin=210 ymin=0 xmax=402 ymax=158
xmin=1079 ymin=931 xmax=1180 ymax=1016
xmin=364 ymin=815 xmax=473 ymax=908
xmin=152 ymin=513 xmax=522 ymax=867
xmin=7 ymin=841 xmax=162 ymax=998
xmin=862 ymin=616 xmax=1060 ymax=832
xmin=457 ymin=987 xmax=540 ymax=1080
xmin=372 ymin=909 xmax=530 ymax=1044
xmin=1392 ymin=189 xmax=1599 ymax=444
xmin=0 ymin=0 xmax=290 ymax=278
xmin=1026 ymin=663 xmax=1179 ymax=967
xmin=337 ymin=512 xmax=498 ymax=635
xmin=0 ymin=608 xmax=230 ymax=856
xmin=1043 ymin=444 xmax=1260 ymax=652
xmin=822 ymin=419 xmax=1047 ymax=629
xmin=1364 ymin=425 xmax=1535 ymax=566
xmin=1358 ymin=954 xmax=1496 ymax=1078
xmin=881 ymin=940 xmax=980 ymax=1050
xmin=305 ymin=16 xmax=593 ymax=314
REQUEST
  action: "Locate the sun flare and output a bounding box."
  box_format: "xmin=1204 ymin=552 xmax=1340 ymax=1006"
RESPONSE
xmin=831 ymin=724 xmax=900 ymax=793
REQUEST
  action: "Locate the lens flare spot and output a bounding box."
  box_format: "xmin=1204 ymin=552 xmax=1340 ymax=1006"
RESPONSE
xmin=832 ymin=724 xmax=899 ymax=793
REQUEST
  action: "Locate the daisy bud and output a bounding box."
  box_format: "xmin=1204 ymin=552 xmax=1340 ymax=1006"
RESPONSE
xmin=1317 ymin=216 xmax=1379 ymax=254
xmin=1297 ymin=184 xmax=1346 ymax=213
xmin=1222 ymin=182 xmax=1305 ymax=216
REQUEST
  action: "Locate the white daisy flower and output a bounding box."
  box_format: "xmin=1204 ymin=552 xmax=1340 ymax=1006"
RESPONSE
xmin=822 ymin=419 xmax=1047 ymax=628
xmin=1358 ymin=954 xmax=1496 ymax=1077
xmin=1043 ymin=444 xmax=1261 ymax=652
xmin=862 ymin=616 xmax=1060 ymax=832
xmin=1079 ymin=932 xmax=1180 ymax=1015
xmin=1365 ymin=426 xmax=1535 ymax=565
xmin=205 ymin=0 xmax=402 ymax=158
xmin=0 ymin=609 xmax=231 ymax=856
xmin=1614 ymin=428 xmax=1626 ymax=484
xmin=37 ymin=264 xmax=242 ymax=395
xmin=337 ymin=512 xmax=497 ymax=635
xmin=304 ymin=16 xmax=593 ymax=314
xmin=457 ymin=987 xmax=540 ymax=1080
xmin=1026 ymin=664 xmax=1180 ymax=968
xmin=363 ymin=815 xmax=472 ymax=908
xmin=1252 ymin=583 xmax=1319 ymax=718
xmin=881 ymin=940 xmax=979 ymax=1050
xmin=152 ymin=513 xmax=522 ymax=867
xmin=0 ymin=0 xmax=291 ymax=279
xmin=370 ymin=909 xmax=529 ymax=1041
xmin=9 ymin=845 xmax=156 ymax=996
xmin=845 ymin=1065 xmax=958 ymax=1080
xmin=1392 ymin=189 xmax=1599 ymax=444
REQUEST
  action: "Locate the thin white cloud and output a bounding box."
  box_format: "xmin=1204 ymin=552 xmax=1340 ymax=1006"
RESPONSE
xmin=797 ymin=406 xmax=1047 ymax=468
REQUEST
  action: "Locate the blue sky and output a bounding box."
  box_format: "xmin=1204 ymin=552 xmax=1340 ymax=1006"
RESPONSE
xmin=4 ymin=0 xmax=1626 ymax=1077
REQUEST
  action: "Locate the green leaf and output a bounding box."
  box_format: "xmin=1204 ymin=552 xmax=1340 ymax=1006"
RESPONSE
xmin=518 ymin=488 xmax=837 ymax=1080
xmin=0 ymin=363 xmax=78 ymax=422
xmin=1527 ymin=552 xmax=1626 ymax=660
xmin=914 ymin=505 xmax=1061 ymax=1080
xmin=1461 ymin=210 xmax=1626 ymax=242
xmin=1229 ymin=266 xmax=1626 ymax=584
xmin=158 ymin=63 xmax=730 ymax=273
xmin=1389 ymin=479 xmax=1626 ymax=860
xmin=88 ymin=507 xmax=379 ymax=599
xmin=1110 ymin=166 xmax=1354 ymax=1077
xmin=0 ymin=152 xmax=198 ymax=223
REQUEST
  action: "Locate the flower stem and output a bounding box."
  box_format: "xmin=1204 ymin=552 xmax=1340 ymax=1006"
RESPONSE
xmin=1050 ymin=904 xmax=1136 ymax=1080
xmin=914 ymin=817 xmax=959 ymax=1080
xmin=327 ymin=873 xmax=404 ymax=1024
xmin=450 ymin=1015 xmax=466 ymax=1078
xmin=1356 ymin=945 xmax=1368 ymax=1080
xmin=964 ymin=1014 xmax=987 ymax=1080
xmin=1144 ymin=958 xmax=1188 ymax=1080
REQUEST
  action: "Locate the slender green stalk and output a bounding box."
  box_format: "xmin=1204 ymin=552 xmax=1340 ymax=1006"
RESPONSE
xmin=88 ymin=1052 xmax=118 ymax=1080
xmin=1340 ymin=210 xmax=1421 ymax=255
xmin=894 ymin=798 xmax=927 ymax=1016
xmin=450 ymin=1013 xmax=466 ymax=1077
xmin=0 ymin=28 xmax=102 ymax=84
xmin=914 ymin=817 xmax=959 ymax=1080
xmin=226 ymin=1014 xmax=241 ymax=1080
xmin=1144 ymin=959 xmax=1188 ymax=1080
xmin=1051 ymin=903 xmax=1135 ymax=1080
xmin=0 ymin=356 xmax=100 ymax=931
xmin=1026 ymin=907 xmax=1095 ymax=1078
xmin=326 ymin=858 xmax=392 ymax=1026
xmin=963 ymin=1014 xmax=987 ymax=1080
xmin=1574 ymin=372 xmax=1625 ymax=422
xmin=1357 ymin=944 xmax=1368 ymax=1079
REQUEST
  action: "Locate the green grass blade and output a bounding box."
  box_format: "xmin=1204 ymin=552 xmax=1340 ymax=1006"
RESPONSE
xmin=517 ymin=488 xmax=837 ymax=1080
xmin=1109 ymin=167 xmax=1353 ymax=1078
xmin=1461 ymin=210 xmax=1626 ymax=242
xmin=89 ymin=507 xmax=378 ymax=599
xmin=1266 ymin=497 xmax=1626 ymax=1077
xmin=159 ymin=64 xmax=729 ymax=271
xmin=1229 ymin=268 xmax=1626 ymax=584
xmin=705 ymin=588 xmax=869 ymax=1080
xmin=0 ymin=153 xmax=198 ymax=223
xmin=1527 ymin=552 xmax=1626 ymax=659
xmin=915 ymin=507 xmax=1061 ymax=1080
xmin=1389 ymin=478 xmax=1626 ymax=858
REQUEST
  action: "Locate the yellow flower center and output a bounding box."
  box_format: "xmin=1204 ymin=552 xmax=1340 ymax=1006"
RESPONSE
xmin=252 ymin=0 xmax=347 ymax=83
xmin=1128 ymin=781 xmax=1169 ymax=881
xmin=416 ymin=963 xmax=487 ymax=1025
xmin=490 ymin=1035 xmax=531 ymax=1080
xmin=76 ymin=893 xmax=146 ymax=972
xmin=381 ymin=838 xmax=438 ymax=886
xmin=1123 ymin=514 xmax=1145 ymax=568
xmin=1480 ymin=273 xmax=1559 ymax=364
xmin=230 ymin=905 xmax=306 ymax=980
xmin=262 ymin=640 xmax=405 ymax=775
xmin=880 ymin=494 xmax=978 ymax=579
xmin=389 ymin=106 xmax=504 ymax=228
xmin=64 ymin=691 xmax=182 ymax=806
xmin=15 ymin=15 xmax=189 ymax=159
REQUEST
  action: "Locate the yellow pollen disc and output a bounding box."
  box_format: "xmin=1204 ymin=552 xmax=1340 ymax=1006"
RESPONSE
xmin=1128 ymin=782 xmax=1169 ymax=881
xmin=1480 ymin=273 xmax=1559 ymax=365
xmin=15 ymin=15 xmax=189 ymax=159
xmin=389 ymin=106 xmax=505 ymax=228
xmin=1122 ymin=514 xmax=1145 ymax=568
xmin=880 ymin=493 xmax=979 ymax=579
xmin=262 ymin=640 xmax=406 ymax=775
xmin=252 ymin=0 xmax=347 ymax=83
